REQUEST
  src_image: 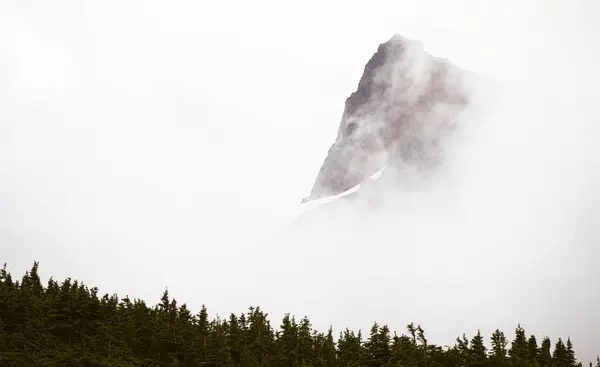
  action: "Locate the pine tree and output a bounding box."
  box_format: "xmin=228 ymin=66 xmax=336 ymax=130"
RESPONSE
xmin=390 ymin=332 xmax=417 ymax=367
xmin=509 ymin=324 xmax=529 ymax=367
xmin=456 ymin=333 xmax=470 ymax=366
xmin=553 ymin=338 xmax=567 ymax=367
xmin=470 ymin=329 xmax=487 ymax=366
xmin=227 ymin=313 xmax=245 ymax=367
xmin=407 ymin=323 xmax=417 ymax=345
xmin=539 ymin=337 xmax=553 ymax=367
xmin=0 ymin=263 xmax=16 ymax=337
xmin=337 ymin=329 xmax=362 ymax=367
xmin=278 ymin=313 xmax=299 ymax=367
xmin=416 ymin=324 xmax=428 ymax=367
xmin=363 ymin=322 xmax=391 ymax=367
xmin=27 ymin=261 xmax=44 ymax=297
xmin=406 ymin=322 xmax=420 ymax=367
xmin=528 ymin=335 xmax=539 ymax=364
xmin=175 ymin=303 xmax=196 ymax=365
xmin=195 ymin=304 xmax=210 ymax=364
xmin=566 ymin=337 xmax=577 ymax=367
xmin=323 ymin=327 xmax=337 ymax=367
xmin=490 ymin=329 xmax=509 ymax=366
xmin=246 ymin=306 xmax=275 ymax=366
xmin=205 ymin=317 xmax=234 ymax=367
xmin=297 ymin=316 xmax=313 ymax=367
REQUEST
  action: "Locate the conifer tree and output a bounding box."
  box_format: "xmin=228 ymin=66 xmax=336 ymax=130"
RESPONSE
xmin=417 ymin=324 xmax=428 ymax=367
xmin=227 ymin=313 xmax=244 ymax=367
xmin=24 ymin=261 xmax=44 ymax=297
xmin=363 ymin=322 xmax=392 ymax=367
xmin=470 ymin=329 xmax=487 ymax=366
xmin=456 ymin=333 xmax=470 ymax=365
xmin=509 ymin=324 xmax=529 ymax=367
xmin=528 ymin=335 xmax=539 ymax=364
xmin=539 ymin=337 xmax=553 ymax=367
xmin=490 ymin=329 xmax=509 ymax=366
xmin=553 ymin=338 xmax=567 ymax=367
xmin=566 ymin=337 xmax=577 ymax=367
xmin=337 ymin=329 xmax=362 ymax=367
xmin=390 ymin=331 xmax=417 ymax=367
xmin=278 ymin=313 xmax=299 ymax=367
xmin=195 ymin=304 xmax=210 ymax=364
xmin=407 ymin=323 xmax=417 ymax=345
xmin=297 ymin=316 xmax=313 ymax=367
xmin=323 ymin=327 xmax=337 ymax=367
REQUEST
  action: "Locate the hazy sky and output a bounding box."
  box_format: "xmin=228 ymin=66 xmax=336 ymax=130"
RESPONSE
xmin=1 ymin=0 xmax=599 ymax=363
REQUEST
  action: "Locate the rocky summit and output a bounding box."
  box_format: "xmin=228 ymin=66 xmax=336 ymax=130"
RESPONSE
xmin=303 ymin=35 xmax=475 ymax=203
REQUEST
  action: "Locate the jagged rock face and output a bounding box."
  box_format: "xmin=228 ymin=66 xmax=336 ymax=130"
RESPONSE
xmin=303 ymin=35 xmax=472 ymax=203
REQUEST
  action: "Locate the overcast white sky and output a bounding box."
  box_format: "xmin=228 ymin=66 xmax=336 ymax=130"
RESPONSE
xmin=1 ymin=0 xmax=599 ymax=363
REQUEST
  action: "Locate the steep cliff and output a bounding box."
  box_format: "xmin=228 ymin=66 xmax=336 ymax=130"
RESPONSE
xmin=303 ymin=35 xmax=474 ymax=203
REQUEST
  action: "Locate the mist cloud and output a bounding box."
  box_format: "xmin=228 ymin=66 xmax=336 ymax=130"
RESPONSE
xmin=1 ymin=0 xmax=598 ymax=363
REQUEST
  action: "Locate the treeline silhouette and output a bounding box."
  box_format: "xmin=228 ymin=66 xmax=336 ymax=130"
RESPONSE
xmin=0 ymin=262 xmax=597 ymax=367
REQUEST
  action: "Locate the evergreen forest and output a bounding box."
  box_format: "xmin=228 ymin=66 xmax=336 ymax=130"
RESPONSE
xmin=0 ymin=262 xmax=597 ymax=367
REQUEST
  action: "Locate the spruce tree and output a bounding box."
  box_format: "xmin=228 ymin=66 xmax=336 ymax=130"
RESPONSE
xmin=195 ymin=304 xmax=210 ymax=365
xmin=566 ymin=338 xmax=577 ymax=367
xmin=553 ymin=338 xmax=567 ymax=367
xmin=456 ymin=333 xmax=470 ymax=366
xmin=205 ymin=317 xmax=234 ymax=367
xmin=278 ymin=313 xmax=299 ymax=367
xmin=390 ymin=332 xmax=417 ymax=367
xmin=528 ymin=335 xmax=539 ymax=364
xmin=227 ymin=313 xmax=244 ymax=367
xmin=297 ymin=316 xmax=313 ymax=367
xmin=416 ymin=324 xmax=428 ymax=367
xmin=363 ymin=322 xmax=392 ymax=367
xmin=509 ymin=324 xmax=529 ymax=367
xmin=490 ymin=329 xmax=509 ymax=366
xmin=337 ymin=329 xmax=362 ymax=367
xmin=539 ymin=337 xmax=553 ymax=367
xmin=470 ymin=329 xmax=487 ymax=366
xmin=323 ymin=327 xmax=337 ymax=367
xmin=407 ymin=323 xmax=417 ymax=345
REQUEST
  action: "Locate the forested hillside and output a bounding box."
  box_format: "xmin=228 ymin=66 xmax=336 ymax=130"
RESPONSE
xmin=0 ymin=262 xmax=596 ymax=367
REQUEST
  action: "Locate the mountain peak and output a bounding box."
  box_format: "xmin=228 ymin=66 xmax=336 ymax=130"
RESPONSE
xmin=303 ymin=35 xmax=472 ymax=203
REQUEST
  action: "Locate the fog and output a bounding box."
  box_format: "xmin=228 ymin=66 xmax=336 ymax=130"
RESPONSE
xmin=1 ymin=0 xmax=599 ymax=362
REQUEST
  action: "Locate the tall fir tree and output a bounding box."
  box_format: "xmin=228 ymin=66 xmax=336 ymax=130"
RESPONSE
xmin=566 ymin=337 xmax=577 ymax=367
xmin=390 ymin=331 xmax=417 ymax=367
xmin=553 ymin=338 xmax=567 ymax=367
xmin=539 ymin=337 xmax=553 ymax=367
xmin=362 ymin=322 xmax=391 ymax=367
xmin=470 ymin=329 xmax=487 ymax=366
xmin=509 ymin=324 xmax=529 ymax=367
xmin=528 ymin=335 xmax=539 ymax=364
xmin=490 ymin=329 xmax=509 ymax=366
xmin=455 ymin=333 xmax=470 ymax=366
xmin=278 ymin=313 xmax=299 ymax=367
xmin=297 ymin=317 xmax=313 ymax=367
xmin=337 ymin=329 xmax=362 ymax=367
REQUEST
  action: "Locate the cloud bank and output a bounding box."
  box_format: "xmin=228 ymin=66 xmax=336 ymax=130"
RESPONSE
xmin=1 ymin=0 xmax=598 ymax=362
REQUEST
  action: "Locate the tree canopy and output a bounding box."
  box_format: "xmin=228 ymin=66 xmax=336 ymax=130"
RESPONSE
xmin=0 ymin=262 xmax=595 ymax=367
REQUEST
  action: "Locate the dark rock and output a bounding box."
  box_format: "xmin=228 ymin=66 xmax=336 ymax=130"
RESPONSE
xmin=303 ymin=35 xmax=473 ymax=203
